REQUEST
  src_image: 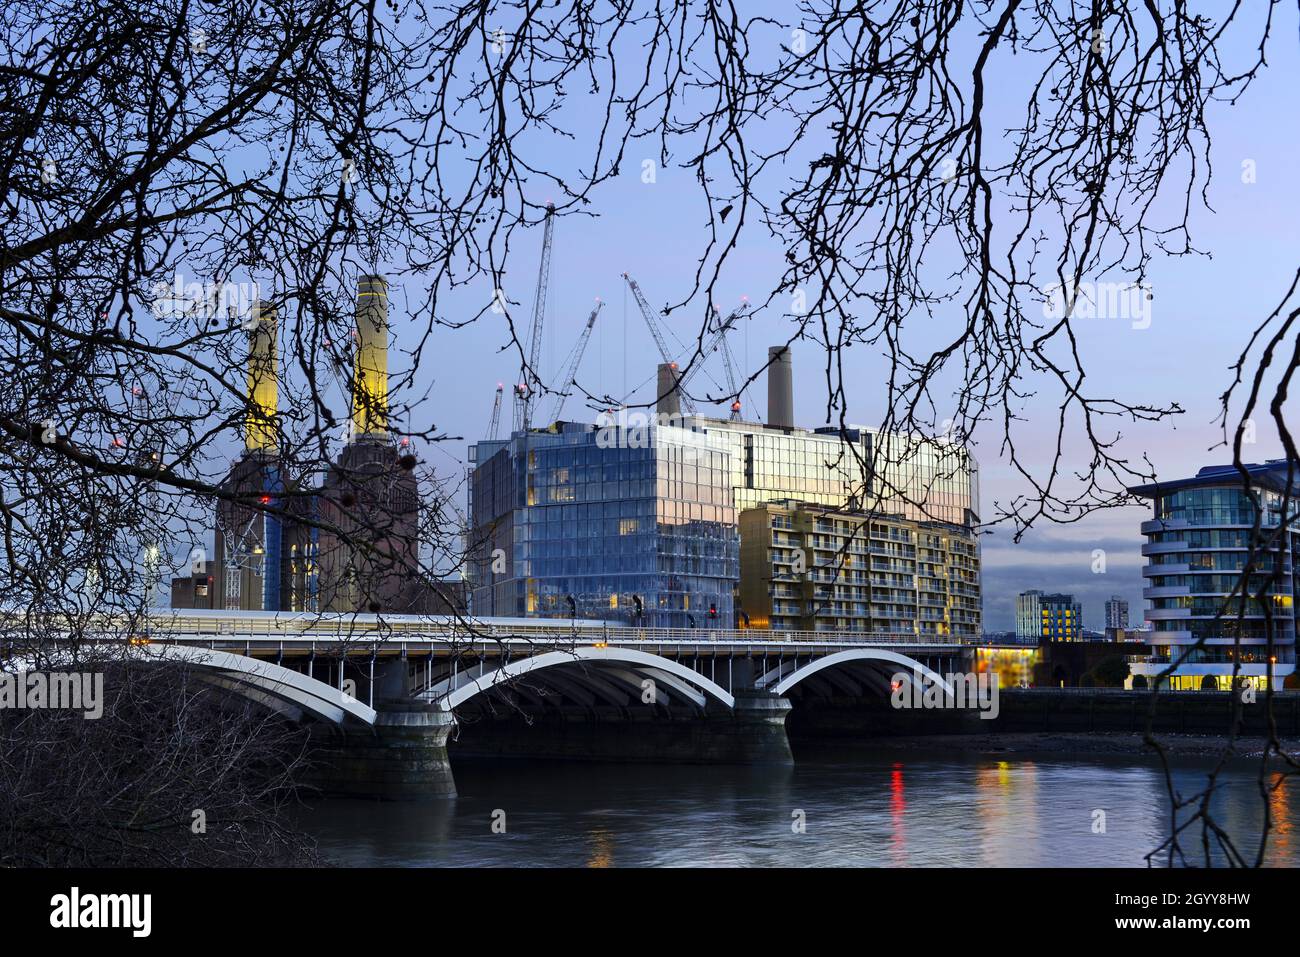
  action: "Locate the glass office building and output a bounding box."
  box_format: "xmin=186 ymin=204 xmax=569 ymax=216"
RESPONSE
xmin=469 ymin=412 xmax=979 ymax=628
xmin=1129 ymin=462 xmax=1299 ymax=690
xmin=468 ymin=420 xmax=737 ymax=627
xmin=694 ymin=417 xmax=978 ymax=527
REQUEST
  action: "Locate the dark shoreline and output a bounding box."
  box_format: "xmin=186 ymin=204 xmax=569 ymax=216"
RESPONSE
xmin=853 ymin=731 xmax=1300 ymax=760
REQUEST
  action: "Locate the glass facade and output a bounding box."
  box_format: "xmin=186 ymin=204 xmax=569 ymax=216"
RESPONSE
xmin=1129 ymin=462 xmax=1300 ymax=689
xmin=469 ymin=422 xmax=737 ymax=628
xmin=697 ymin=419 xmax=978 ymax=526
xmin=468 ymin=413 xmax=980 ymax=630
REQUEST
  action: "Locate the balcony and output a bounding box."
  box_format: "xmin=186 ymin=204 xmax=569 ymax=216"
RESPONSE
xmin=1145 ymin=608 xmax=1191 ymax=621
xmin=1137 ymin=649 xmax=1293 ymax=665
xmin=1142 ymin=562 xmax=1188 ymax=577
xmin=1142 ymin=518 xmax=1188 ymax=535
xmin=1141 ymin=540 xmax=1188 ymax=556
xmin=1143 ymin=585 xmax=1191 ymax=600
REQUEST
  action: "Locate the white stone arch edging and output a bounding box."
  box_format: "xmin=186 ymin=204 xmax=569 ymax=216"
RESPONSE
xmin=153 ymin=644 xmax=377 ymax=726
xmin=438 ymin=646 xmax=736 ymax=712
xmin=770 ymin=648 xmax=955 ymax=698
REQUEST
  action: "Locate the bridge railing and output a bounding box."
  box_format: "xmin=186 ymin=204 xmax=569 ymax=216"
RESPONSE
xmin=105 ymin=610 xmax=964 ymax=647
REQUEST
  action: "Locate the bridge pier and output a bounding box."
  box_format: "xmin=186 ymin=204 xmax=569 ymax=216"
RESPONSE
xmin=721 ymin=689 xmax=794 ymax=763
xmin=307 ymin=702 xmax=457 ymax=800
xmin=306 ymin=660 xmax=456 ymax=799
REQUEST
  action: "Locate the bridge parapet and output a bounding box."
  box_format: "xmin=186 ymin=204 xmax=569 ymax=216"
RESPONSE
xmin=75 ymin=609 xmax=965 ymax=650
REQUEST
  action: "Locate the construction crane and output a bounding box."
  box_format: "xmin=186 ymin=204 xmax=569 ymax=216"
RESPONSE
xmin=718 ymin=301 xmax=747 ymax=420
xmin=514 ymin=203 xmax=556 ymax=432
xmin=676 ymin=299 xmax=749 ymax=416
xmin=487 ymin=383 xmax=504 ymax=440
xmin=621 ymin=272 xmax=696 ymax=413
xmin=547 ymin=299 xmax=603 ymax=424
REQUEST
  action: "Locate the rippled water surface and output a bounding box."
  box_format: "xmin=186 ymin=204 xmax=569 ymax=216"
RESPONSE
xmin=297 ymin=747 xmax=1300 ymax=867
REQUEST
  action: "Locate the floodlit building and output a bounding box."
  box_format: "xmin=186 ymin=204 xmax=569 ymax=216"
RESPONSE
xmin=181 ymin=275 xmax=436 ymax=616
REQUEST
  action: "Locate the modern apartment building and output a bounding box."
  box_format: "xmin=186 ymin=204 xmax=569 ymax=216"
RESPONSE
xmin=1016 ymin=590 xmax=1082 ymax=642
xmin=1127 ymin=461 xmax=1299 ymax=690
xmin=737 ymin=500 xmax=981 ymax=637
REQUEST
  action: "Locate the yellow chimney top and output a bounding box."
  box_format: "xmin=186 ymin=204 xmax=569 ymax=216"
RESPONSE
xmin=245 ymin=300 xmax=278 ymax=452
xmin=352 ymin=274 xmax=389 ymax=439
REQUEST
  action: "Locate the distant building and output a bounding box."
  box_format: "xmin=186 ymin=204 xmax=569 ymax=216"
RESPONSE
xmin=414 ymin=577 xmax=470 ymax=617
xmin=1106 ymin=626 xmax=1147 ymax=643
xmin=1105 ymin=595 xmax=1129 ymax=630
xmin=737 ymin=500 xmax=980 ymax=637
xmin=1016 ymin=589 xmax=1082 ymax=642
xmin=1127 ymin=461 xmax=1299 ymax=690
xmin=468 ymin=421 xmax=739 ymax=628
xmin=170 ymin=560 xmax=214 ymax=610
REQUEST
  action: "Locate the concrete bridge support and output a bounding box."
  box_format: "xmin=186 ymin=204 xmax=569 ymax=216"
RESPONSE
xmin=307 ymin=704 xmax=457 ymax=800
xmin=306 ymin=659 xmax=457 ymax=799
xmin=726 ymin=690 xmax=794 ymax=763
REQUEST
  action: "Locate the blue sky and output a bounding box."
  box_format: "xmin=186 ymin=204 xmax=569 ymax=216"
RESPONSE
xmin=365 ymin=7 xmax=1298 ymax=631
xmin=154 ymin=5 xmax=1300 ymax=631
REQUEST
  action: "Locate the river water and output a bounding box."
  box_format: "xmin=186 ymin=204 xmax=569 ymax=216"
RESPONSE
xmin=298 ymin=746 xmax=1300 ymax=867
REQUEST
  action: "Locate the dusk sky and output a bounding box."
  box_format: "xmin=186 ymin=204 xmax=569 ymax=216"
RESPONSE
xmin=176 ymin=4 xmax=1300 ymax=632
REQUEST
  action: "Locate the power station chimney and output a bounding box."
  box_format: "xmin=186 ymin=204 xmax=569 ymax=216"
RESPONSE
xmin=656 ymin=361 xmax=682 ymax=416
xmin=767 ymin=345 xmax=793 ymax=429
xmin=351 ymin=274 xmax=389 ymax=441
xmin=245 ymin=299 xmax=278 ymax=452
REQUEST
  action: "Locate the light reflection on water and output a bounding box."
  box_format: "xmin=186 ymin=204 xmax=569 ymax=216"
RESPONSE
xmin=296 ymin=748 xmax=1299 ymax=867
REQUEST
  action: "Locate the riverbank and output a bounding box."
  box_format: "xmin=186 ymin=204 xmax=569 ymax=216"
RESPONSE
xmin=859 ymin=731 xmax=1300 ymax=759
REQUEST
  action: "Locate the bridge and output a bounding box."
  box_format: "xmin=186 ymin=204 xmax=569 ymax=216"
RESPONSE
xmin=37 ymin=610 xmax=975 ymax=798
